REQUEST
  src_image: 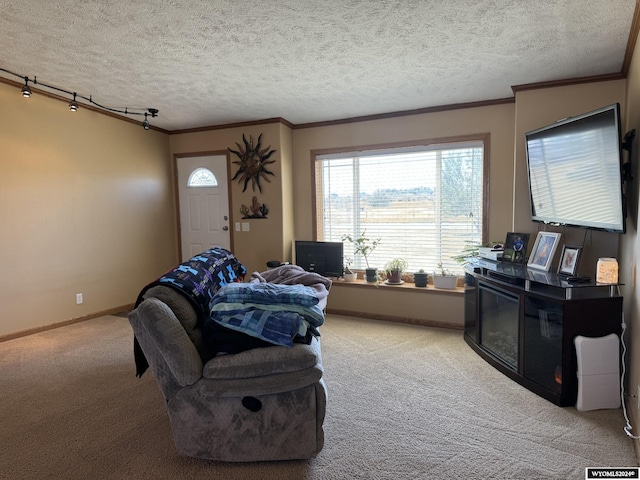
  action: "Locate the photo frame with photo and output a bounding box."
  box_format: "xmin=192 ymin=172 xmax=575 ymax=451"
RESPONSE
xmin=502 ymin=232 xmax=530 ymax=263
xmin=557 ymin=245 xmax=582 ymax=276
xmin=527 ymin=232 xmax=561 ymax=271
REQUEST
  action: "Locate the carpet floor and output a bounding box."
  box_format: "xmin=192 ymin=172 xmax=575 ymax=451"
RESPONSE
xmin=0 ymin=313 xmax=636 ymax=479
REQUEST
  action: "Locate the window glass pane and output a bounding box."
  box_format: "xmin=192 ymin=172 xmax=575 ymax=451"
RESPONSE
xmin=316 ymin=141 xmax=484 ymax=274
xmin=187 ymin=167 xmax=218 ymax=187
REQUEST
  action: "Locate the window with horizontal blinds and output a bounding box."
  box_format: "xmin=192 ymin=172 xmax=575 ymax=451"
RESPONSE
xmin=315 ymin=140 xmax=486 ymax=274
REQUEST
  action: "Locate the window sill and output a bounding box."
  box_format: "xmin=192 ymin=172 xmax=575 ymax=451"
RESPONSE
xmin=331 ymin=278 xmax=464 ymax=294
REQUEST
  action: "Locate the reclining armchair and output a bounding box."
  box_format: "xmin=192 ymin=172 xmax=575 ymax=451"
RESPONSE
xmin=129 ymin=286 xmax=327 ymax=462
xmin=129 ymin=248 xmax=330 ymax=462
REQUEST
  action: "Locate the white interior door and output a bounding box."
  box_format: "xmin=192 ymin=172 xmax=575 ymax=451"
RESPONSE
xmin=177 ymin=155 xmax=230 ymax=261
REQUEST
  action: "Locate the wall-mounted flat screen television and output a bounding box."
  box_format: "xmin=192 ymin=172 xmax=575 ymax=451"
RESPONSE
xmin=525 ymin=103 xmax=626 ymax=233
xmin=295 ymin=241 xmax=343 ymax=277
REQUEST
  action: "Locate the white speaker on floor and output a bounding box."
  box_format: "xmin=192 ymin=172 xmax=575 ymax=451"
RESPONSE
xmin=574 ymin=333 xmax=620 ymax=411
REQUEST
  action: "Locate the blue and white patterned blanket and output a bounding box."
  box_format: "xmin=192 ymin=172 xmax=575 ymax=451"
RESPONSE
xmin=134 ymin=247 xmax=246 ymax=376
xmin=208 ymin=283 xmax=325 ymax=347
xmin=135 ymin=247 xmax=247 ymax=322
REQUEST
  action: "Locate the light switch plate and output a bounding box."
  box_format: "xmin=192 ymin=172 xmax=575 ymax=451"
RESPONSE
xmin=242 ymin=222 xmax=250 ymax=232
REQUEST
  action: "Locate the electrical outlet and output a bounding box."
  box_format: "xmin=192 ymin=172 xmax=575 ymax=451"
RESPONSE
xmin=76 ymin=293 xmax=83 ymax=305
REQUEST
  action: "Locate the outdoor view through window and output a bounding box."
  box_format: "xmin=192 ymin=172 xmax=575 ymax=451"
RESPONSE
xmin=315 ymin=139 xmax=485 ymax=274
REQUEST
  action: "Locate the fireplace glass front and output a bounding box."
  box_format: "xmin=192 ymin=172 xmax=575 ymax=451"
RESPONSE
xmin=478 ymin=282 xmax=520 ymax=370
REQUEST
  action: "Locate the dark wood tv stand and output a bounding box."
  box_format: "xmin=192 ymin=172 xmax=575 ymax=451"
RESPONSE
xmin=463 ymin=260 xmax=622 ymax=406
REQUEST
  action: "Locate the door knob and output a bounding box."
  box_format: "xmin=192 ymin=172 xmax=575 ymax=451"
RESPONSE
xmin=223 ymin=226 xmax=229 ymax=231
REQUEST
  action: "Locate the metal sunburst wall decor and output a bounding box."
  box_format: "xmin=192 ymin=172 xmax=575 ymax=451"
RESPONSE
xmin=228 ymin=134 xmax=277 ymax=192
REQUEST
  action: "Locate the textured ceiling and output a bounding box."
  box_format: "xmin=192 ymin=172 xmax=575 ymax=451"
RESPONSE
xmin=0 ymin=0 xmax=637 ymax=131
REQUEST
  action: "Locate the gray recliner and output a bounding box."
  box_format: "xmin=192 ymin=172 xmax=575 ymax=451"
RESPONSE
xmin=128 ymin=286 xmax=327 ymax=462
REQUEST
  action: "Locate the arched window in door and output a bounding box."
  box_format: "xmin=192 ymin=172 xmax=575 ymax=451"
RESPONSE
xmin=187 ymin=167 xmax=218 ymax=187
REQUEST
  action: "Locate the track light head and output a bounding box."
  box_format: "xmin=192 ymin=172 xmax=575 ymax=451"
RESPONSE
xmin=69 ymin=93 xmax=78 ymax=112
xmin=148 ymin=108 xmax=158 ymax=118
xmin=142 ymin=112 xmax=150 ymax=130
xmin=21 ymin=77 xmax=31 ymax=98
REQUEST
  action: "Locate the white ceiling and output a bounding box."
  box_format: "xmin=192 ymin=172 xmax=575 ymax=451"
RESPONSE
xmin=0 ymin=0 xmax=637 ymax=132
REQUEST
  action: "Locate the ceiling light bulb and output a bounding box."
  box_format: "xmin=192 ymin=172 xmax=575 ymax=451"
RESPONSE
xmin=142 ymin=113 xmax=150 ymax=130
xmin=69 ymin=93 xmax=79 ymax=112
xmin=21 ymin=77 xmax=31 ymax=98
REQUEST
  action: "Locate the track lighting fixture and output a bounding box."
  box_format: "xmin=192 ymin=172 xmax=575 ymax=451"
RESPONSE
xmin=0 ymin=66 xmax=158 ymax=130
xmin=69 ymin=93 xmax=79 ymax=112
xmin=21 ymin=77 xmax=31 ymax=98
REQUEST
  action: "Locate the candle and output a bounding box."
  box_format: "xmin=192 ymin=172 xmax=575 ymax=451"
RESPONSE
xmin=596 ymin=258 xmax=618 ymax=284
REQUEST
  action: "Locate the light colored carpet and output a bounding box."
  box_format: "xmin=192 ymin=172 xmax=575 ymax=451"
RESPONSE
xmin=0 ymin=313 xmax=636 ymax=479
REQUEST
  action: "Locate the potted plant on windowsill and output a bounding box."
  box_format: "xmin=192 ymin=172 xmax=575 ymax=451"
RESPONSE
xmin=432 ymin=262 xmax=459 ymax=289
xmin=342 ymin=230 xmax=381 ymax=283
xmin=413 ymin=269 xmax=428 ymax=287
xmin=343 ymin=257 xmax=358 ymax=282
xmin=384 ymin=258 xmax=408 ymax=284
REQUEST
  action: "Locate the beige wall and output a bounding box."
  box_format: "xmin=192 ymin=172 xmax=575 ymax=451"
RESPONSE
xmin=170 ymin=123 xmax=294 ymax=274
xmin=621 ymin=31 xmax=640 ymax=443
xmin=513 ymin=80 xmax=626 ymax=274
xmin=0 ymin=82 xmax=175 ymax=337
xmin=279 ymin=125 xmax=296 ymax=261
xmin=327 ymin=283 xmax=464 ymax=328
xmin=292 ymin=103 xmax=517 ymax=244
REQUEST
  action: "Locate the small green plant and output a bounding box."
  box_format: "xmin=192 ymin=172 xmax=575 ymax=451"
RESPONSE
xmin=343 ymin=256 xmax=354 ymax=274
xmin=384 ymin=258 xmax=408 ymax=274
xmin=384 ymin=258 xmax=408 ymax=283
xmin=341 ymin=230 xmax=381 ymax=269
xmin=435 ymin=262 xmax=452 ymax=276
xmin=413 ymin=268 xmax=429 ymax=287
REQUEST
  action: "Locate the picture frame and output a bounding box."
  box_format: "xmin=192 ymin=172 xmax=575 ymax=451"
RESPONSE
xmin=527 ymin=232 xmax=561 ymax=271
xmin=501 ymin=232 xmax=530 ymax=263
xmin=557 ymin=245 xmax=582 ymax=276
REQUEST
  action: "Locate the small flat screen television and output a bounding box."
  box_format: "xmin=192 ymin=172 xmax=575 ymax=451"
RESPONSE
xmin=525 ymin=103 xmax=626 ymax=233
xmin=295 ymin=241 xmax=343 ymax=277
